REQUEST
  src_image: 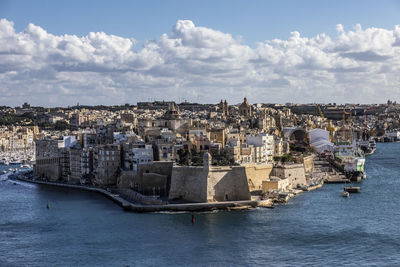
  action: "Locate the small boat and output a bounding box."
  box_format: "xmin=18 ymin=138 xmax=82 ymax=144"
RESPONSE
xmin=342 ymin=191 xmax=350 ymax=197
xmin=1 ymin=170 xmax=6 ymax=174
xmin=46 ymin=201 xmax=50 ymax=209
xmin=344 ymin=186 xmax=361 ymax=193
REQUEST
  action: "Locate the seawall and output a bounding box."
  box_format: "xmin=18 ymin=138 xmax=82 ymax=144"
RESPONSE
xmin=12 ymin=176 xmax=258 ymax=213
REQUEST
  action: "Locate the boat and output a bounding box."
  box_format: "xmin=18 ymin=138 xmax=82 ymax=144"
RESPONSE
xmin=358 ymin=138 xmax=376 ymax=156
xmin=342 ymin=191 xmax=350 ymax=197
xmin=344 ymin=186 xmax=361 ymax=193
xmin=1 ymin=170 xmax=6 ymax=174
xmin=332 ymin=142 xmax=365 ymax=182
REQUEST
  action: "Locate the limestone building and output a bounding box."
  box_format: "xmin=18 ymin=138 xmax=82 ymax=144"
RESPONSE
xmin=218 ymin=99 xmax=229 ymax=117
xmin=239 ymin=97 xmax=252 ymax=117
xmin=93 ymin=144 xmax=121 ymax=186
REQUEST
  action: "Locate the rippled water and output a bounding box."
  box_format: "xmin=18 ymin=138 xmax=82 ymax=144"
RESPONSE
xmin=1 ymin=143 xmax=399 ymax=266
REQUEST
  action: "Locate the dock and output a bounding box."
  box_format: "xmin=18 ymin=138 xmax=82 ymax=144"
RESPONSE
xmin=314 ymin=158 xmax=350 ymax=184
xmin=324 ymin=175 xmax=351 ymax=184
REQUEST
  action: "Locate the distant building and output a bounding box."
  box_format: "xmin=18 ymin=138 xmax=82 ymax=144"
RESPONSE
xmin=34 ymin=136 xmax=77 ymax=181
xmin=246 ymin=133 xmax=274 ymax=163
xmin=120 ymin=113 xmax=137 ymax=126
xmin=239 ymin=97 xmax=252 ymax=117
xmin=123 ymin=142 xmax=153 ymax=170
xmin=69 ymin=144 xmax=83 ymax=184
xmin=93 ymin=144 xmax=121 ymax=186
xmin=219 ymin=99 xmax=229 ymax=117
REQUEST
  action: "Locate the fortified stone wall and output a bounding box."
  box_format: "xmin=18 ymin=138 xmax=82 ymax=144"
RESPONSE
xmin=169 ymin=153 xmax=251 ymax=203
xmin=138 ymin=173 xmax=168 ymax=195
xmin=117 ymin=162 xmax=173 ymax=196
xmin=34 ymin=163 xmax=60 ymax=182
xmin=244 ymin=163 xmax=273 ymax=191
xmin=207 ymin=166 xmax=251 ymax=202
xmin=136 ymin=161 xmax=173 ymax=177
xmin=118 ymin=169 xmax=135 ymax=189
xmin=136 ymin=161 xmax=174 ymax=193
xmin=169 ymin=165 xmax=251 ymax=203
xmin=169 ymin=166 xmax=208 ymax=202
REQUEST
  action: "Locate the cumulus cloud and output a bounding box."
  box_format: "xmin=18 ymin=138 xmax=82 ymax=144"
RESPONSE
xmin=0 ymin=18 xmax=400 ymax=106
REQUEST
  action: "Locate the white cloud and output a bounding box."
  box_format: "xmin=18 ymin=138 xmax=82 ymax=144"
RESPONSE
xmin=0 ymin=18 xmax=400 ymax=106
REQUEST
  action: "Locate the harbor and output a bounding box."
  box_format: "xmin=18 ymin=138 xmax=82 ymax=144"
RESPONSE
xmin=1 ymin=142 xmax=398 ymax=266
xmin=6 ymin=148 xmax=355 ymax=212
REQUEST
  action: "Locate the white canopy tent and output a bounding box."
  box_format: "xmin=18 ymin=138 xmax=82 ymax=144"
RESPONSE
xmin=309 ymin=129 xmax=334 ymax=153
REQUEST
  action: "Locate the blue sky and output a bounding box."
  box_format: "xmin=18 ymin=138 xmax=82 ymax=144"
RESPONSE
xmin=0 ymin=0 xmax=400 ymax=106
xmin=2 ymin=0 xmax=400 ymax=46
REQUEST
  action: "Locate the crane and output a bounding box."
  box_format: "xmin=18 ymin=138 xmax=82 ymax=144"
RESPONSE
xmin=316 ymin=104 xmax=335 ymax=142
xmin=342 ymin=108 xmax=352 ymax=142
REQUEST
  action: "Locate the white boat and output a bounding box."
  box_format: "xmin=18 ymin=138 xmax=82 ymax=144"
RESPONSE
xmin=358 ymin=138 xmax=376 ymax=156
xmin=333 ymin=141 xmax=365 ymax=181
xmin=342 ymin=191 xmax=350 ymax=197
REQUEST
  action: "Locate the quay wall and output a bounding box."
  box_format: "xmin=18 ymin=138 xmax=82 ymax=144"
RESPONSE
xmin=14 ymin=176 xmax=258 ymax=212
xmin=207 ymin=166 xmax=251 ymax=202
xmin=34 ymin=163 xmax=60 ymax=182
xmin=169 ymin=165 xmax=251 ymax=203
xmin=169 ymin=166 xmax=208 ymax=202
xmin=117 ymin=161 xmax=173 ymax=196
xmin=243 ymin=164 xmax=273 ymax=191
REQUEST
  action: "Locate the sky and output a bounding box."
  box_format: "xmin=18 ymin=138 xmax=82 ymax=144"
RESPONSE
xmin=1 ymin=0 xmax=400 ymax=107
